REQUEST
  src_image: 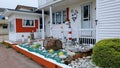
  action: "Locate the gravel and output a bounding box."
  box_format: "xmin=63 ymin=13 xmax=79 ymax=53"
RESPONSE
xmin=68 ymin=56 xmax=99 ymax=68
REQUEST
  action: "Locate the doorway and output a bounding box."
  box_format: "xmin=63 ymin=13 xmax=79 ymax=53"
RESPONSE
xmin=81 ymin=3 xmax=92 ymax=29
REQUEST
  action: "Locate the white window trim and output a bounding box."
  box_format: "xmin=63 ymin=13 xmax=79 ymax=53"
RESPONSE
xmin=56 ymin=11 xmax=61 ymax=24
xmin=61 ymin=11 xmax=63 ymax=24
xmin=53 ymin=10 xmax=66 ymax=25
xmin=22 ymin=19 xmax=35 ymax=27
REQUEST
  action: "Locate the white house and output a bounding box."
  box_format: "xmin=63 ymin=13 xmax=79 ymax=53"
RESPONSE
xmin=2 ymin=5 xmax=43 ymax=42
xmin=0 ymin=19 xmax=9 ymax=41
xmin=2 ymin=0 xmax=120 ymax=44
xmin=0 ymin=20 xmax=8 ymax=35
xmin=37 ymin=0 xmax=120 ymax=44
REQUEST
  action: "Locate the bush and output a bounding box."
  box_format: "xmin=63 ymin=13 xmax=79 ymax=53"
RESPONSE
xmin=92 ymin=38 xmax=120 ymax=68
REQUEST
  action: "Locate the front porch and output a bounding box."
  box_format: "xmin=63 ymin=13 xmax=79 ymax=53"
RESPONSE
xmin=39 ymin=0 xmax=96 ymax=45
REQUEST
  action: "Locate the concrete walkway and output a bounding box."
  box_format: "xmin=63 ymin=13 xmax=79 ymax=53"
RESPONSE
xmin=0 ymin=44 xmax=44 ymax=68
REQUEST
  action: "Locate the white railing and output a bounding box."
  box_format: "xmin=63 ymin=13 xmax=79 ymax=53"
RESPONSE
xmin=78 ymin=29 xmax=96 ymax=44
xmin=78 ymin=29 xmax=96 ymax=38
xmin=52 ymin=28 xmax=96 ymax=44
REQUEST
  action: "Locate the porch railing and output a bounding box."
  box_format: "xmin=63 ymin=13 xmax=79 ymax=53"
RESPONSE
xmin=78 ymin=29 xmax=96 ymax=44
xmin=52 ymin=28 xmax=96 ymax=45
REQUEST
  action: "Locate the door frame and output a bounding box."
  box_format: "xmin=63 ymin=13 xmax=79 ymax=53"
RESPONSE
xmin=81 ymin=2 xmax=92 ymax=29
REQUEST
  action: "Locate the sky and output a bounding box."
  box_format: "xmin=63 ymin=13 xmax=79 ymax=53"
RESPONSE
xmin=0 ymin=0 xmax=38 ymax=9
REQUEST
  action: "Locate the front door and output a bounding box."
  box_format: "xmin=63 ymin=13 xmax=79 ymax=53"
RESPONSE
xmin=81 ymin=3 xmax=92 ymax=36
xmin=81 ymin=3 xmax=92 ymax=29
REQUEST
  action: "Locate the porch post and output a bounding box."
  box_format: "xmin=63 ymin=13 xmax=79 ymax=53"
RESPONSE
xmin=50 ymin=6 xmax=53 ymax=37
xmin=42 ymin=9 xmax=45 ymax=39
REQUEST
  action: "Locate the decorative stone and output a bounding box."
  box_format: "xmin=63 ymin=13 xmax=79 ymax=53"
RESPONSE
xmin=44 ymin=38 xmax=62 ymax=50
xmin=68 ymin=56 xmax=99 ymax=68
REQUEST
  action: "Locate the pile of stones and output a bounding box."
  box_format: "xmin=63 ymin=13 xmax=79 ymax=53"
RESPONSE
xmin=68 ymin=56 xmax=99 ymax=68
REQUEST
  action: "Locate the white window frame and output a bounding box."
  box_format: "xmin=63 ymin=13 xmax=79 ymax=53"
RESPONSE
xmin=22 ymin=19 xmax=35 ymax=27
xmin=9 ymin=21 xmax=15 ymax=32
xmin=56 ymin=11 xmax=61 ymax=24
xmin=52 ymin=10 xmax=66 ymax=24
xmin=63 ymin=10 xmax=66 ymax=23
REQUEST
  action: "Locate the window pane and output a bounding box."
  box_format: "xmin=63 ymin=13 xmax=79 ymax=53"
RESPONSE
xmin=56 ymin=12 xmax=61 ymax=24
xmin=23 ymin=20 xmax=26 ymax=26
xmin=10 ymin=22 xmax=14 ymax=32
xmin=3 ymin=25 xmax=8 ymax=29
xmin=23 ymin=20 xmax=34 ymax=27
xmin=40 ymin=18 xmax=43 ymax=29
xmin=26 ymin=20 xmax=30 ymax=26
xmin=84 ymin=5 xmax=88 ymax=18
xmin=31 ymin=21 xmax=34 ymax=26
xmin=52 ymin=13 xmax=55 ymax=24
xmin=63 ymin=11 xmax=66 ymax=23
xmin=30 ymin=20 xmax=34 ymax=26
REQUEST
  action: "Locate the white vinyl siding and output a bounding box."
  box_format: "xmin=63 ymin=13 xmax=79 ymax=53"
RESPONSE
xmin=96 ymin=0 xmax=120 ymax=41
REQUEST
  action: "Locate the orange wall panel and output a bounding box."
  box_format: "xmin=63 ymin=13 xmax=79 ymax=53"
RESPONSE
xmin=16 ymin=18 xmax=38 ymax=33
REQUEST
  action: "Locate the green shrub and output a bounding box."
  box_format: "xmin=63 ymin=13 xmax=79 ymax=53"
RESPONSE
xmin=92 ymin=38 xmax=120 ymax=68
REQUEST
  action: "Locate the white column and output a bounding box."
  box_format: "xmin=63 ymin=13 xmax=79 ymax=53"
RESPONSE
xmin=50 ymin=6 xmax=53 ymax=37
xmin=42 ymin=9 xmax=45 ymax=39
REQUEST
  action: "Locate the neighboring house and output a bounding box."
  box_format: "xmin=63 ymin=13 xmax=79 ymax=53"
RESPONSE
xmin=0 ymin=19 xmax=8 ymax=35
xmin=2 ymin=5 xmax=44 ymax=42
xmin=0 ymin=15 xmax=5 ymax=19
xmin=37 ymin=0 xmax=120 ymax=44
xmin=0 ymin=19 xmax=9 ymax=41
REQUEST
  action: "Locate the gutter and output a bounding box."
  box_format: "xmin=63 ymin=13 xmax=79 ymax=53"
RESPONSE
xmin=37 ymin=0 xmax=64 ymax=10
xmin=2 ymin=8 xmax=42 ymax=17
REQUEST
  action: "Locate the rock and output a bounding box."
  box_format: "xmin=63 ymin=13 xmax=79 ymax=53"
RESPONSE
xmin=68 ymin=56 xmax=99 ymax=68
xmin=44 ymin=38 xmax=62 ymax=50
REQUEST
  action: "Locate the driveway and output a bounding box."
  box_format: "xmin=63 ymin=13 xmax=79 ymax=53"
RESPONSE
xmin=0 ymin=44 xmax=44 ymax=68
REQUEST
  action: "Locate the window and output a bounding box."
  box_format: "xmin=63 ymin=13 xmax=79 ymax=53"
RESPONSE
xmin=52 ymin=13 xmax=55 ymax=24
xmin=40 ymin=18 xmax=43 ymax=29
xmin=56 ymin=12 xmax=61 ymax=24
xmin=3 ymin=25 xmax=8 ymax=29
xmin=23 ymin=20 xmax=35 ymax=27
xmin=9 ymin=22 xmax=14 ymax=32
xmin=81 ymin=3 xmax=91 ymax=28
xmin=63 ymin=11 xmax=66 ymax=23
xmin=52 ymin=10 xmax=66 ymax=24
xmin=83 ymin=5 xmax=90 ymax=21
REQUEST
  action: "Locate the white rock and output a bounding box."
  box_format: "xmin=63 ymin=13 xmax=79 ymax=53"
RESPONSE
xmin=68 ymin=56 xmax=99 ymax=68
